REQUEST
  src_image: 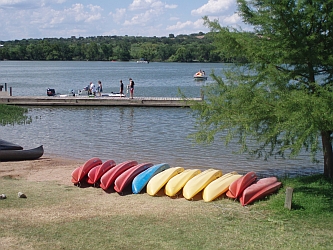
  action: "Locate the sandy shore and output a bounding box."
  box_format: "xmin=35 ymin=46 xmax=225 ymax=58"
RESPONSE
xmin=0 ymin=154 xmax=83 ymax=185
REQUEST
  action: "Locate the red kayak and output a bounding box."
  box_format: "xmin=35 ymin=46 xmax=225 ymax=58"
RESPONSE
xmin=100 ymin=160 xmax=138 ymax=191
xmin=87 ymin=159 xmax=117 ymax=185
xmin=226 ymin=171 xmax=257 ymax=199
xmin=114 ymin=162 xmax=153 ymax=193
xmin=240 ymin=177 xmax=281 ymax=206
xmin=71 ymin=157 xmax=102 ymax=184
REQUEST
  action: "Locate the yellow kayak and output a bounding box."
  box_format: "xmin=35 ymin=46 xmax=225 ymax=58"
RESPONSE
xmin=147 ymin=167 xmax=184 ymax=196
xmin=165 ymin=169 xmax=201 ymax=197
xmin=203 ymin=172 xmax=242 ymax=202
xmin=183 ymin=169 xmax=222 ymax=200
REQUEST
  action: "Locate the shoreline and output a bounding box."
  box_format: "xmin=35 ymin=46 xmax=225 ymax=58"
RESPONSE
xmin=0 ymin=155 xmax=84 ymax=186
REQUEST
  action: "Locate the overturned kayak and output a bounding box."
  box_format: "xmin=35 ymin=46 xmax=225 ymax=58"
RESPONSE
xmin=100 ymin=160 xmax=138 ymax=191
xmin=226 ymin=171 xmax=257 ymax=199
xmin=203 ymin=172 xmax=242 ymax=202
xmin=87 ymin=159 xmax=117 ymax=186
xmin=183 ymin=169 xmax=222 ymax=200
xmin=114 ymin=162 xmax=153 ymax=193
xmin=147 ymin=167 xmax=184 ymax=196
xmin=0 ymin=145 xmax=44 ymax=162
xmin=165 ymin=169 xmax=201 ymax=197
xmin=132 ymin=163 xmax=170 ymax=194
xmin=71 ymin=157 xmax=102 ymax=184
xmin=240 ymin=177 xmax=282 ymax=206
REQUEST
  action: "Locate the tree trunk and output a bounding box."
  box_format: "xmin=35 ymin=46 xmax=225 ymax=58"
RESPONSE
xmin=321 ymin=131 xmax=333 ymax=179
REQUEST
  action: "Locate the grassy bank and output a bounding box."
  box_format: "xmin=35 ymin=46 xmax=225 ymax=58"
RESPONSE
xmin=0 ymin=174 xmax=332 ymax=250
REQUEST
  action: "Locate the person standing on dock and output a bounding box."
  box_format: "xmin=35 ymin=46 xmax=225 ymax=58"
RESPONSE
xmin=119 ymin=80 xmax=124 ymax=97
xmin=97 ymin=81 xmax=103 ymax=96
xmin=128 ymin=78 xmax=135 ymax=99
xmin=90 ymin=82 xmax=96 ymax=96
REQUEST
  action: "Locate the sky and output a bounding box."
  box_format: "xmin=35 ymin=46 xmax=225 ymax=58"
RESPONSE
xmin=0 ymin=0 xmax=250 ymax=41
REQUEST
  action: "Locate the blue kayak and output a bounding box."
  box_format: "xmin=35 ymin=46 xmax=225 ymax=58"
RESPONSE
xmin=132 ymin=163 xmax=170 ymax=194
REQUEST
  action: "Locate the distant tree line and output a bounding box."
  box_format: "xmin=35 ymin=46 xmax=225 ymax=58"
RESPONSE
xmin=0 ymin=33 xmax=240 ymax=62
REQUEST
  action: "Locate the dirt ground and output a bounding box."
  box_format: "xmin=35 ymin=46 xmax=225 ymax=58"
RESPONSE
xmin=0 ymin=154 xmax=83 ymax=185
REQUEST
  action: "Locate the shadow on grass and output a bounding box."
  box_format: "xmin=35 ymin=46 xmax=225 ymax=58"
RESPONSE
xmin=290 ymin=174 xmax=333 ymax=212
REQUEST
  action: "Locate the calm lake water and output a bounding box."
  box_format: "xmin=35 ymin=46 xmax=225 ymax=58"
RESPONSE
xmin=0 ymin=61 xmax=322 ymax=177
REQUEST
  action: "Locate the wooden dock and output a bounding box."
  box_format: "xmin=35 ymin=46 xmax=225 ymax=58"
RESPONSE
xmin=0 ymin=95 xmax=202 ymax=107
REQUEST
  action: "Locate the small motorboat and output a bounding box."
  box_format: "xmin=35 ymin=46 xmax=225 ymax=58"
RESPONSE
xmin=193 ymin=71 xmax=207 ymax=80
xmin=137 ymin=58 xmax=149 ymax=63
xmin=102 ymin=92 xmax=126 ymax=97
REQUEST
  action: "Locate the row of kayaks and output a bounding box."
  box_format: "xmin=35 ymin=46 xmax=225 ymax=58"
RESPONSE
xmin=71 ymin=158 xmax=282 ymax=205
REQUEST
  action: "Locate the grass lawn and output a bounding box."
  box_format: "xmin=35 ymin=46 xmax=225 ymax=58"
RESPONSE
xmin=0 ymin=174 xmax=332 ymax=250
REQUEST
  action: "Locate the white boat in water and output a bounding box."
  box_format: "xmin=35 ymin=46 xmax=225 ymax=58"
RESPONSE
xmin=193 ymin=70 xmax=207 ymax=80
xmin=137 ymin=58 xmax=149 ymax=63
xmin=102 ymin=92 xmax=126 ymax=97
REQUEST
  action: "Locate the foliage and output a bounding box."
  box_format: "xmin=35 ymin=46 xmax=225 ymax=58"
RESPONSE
xmin=0 ymin=33 xmax=225 ymax=62
xmin=0 ymin=104 xmax=31 ymax=126
xmin=191 ymin=0 xmax=333 ymax=178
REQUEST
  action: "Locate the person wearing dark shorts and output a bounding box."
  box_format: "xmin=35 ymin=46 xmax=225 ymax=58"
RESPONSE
xmin=120 ymin=80 xmax=124 ymax=97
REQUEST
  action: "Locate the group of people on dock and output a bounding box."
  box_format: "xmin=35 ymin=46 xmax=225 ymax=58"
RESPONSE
xmin=87 ymin=78 xmax=135 ymax=98
xmin=87 ymin=81 xmax=103 ymax=96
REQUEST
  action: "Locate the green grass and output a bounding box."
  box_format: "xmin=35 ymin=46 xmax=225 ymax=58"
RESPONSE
xmin=0 ymin=104 xmax=31 ymax=126
xmin=0 ymin=175 xmax=332 ymax=250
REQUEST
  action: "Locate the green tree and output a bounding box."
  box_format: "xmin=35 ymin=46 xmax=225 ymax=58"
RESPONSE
xmin=85 ymin=42 xmax=99 ymax=60
xmin=191 ymin=0 xmax=333 ymax=178
xmin=138 ymin=42 xmax=157 ymax=61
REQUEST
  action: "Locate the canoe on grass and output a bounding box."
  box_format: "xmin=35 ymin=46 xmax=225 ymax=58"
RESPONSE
xmin=147 ymin=167 xmax=184 ymax=196
xmin=183 ymin=169 xmax=222 ymax=200
xmin=0 ymin=145 xmax=43 ymax=161
xmin=71 ymin=157 xmax=102 ymax=184
xmin=132 ymin=163 xmax=170 ymax=194
xmin=240 ymin=177 xmax=282 ymax=206
xmin=100 ymin=160 xmax=138 ymax=191
xmin=226 ymin=171 xmax=257 ymax=199
xmin=114 ymin=162 xmax=153 ymax=193
xmin=165 ymin=169 xmax=201 ymax=197
xmin=203 ymin=172 xmax=242 ymax=202
xmin=87 ymin=159 xmax=117 ymax=185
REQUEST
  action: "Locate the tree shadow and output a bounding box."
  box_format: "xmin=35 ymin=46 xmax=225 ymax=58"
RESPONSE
xmin=290 ymin=174 xmax=333 ymax=212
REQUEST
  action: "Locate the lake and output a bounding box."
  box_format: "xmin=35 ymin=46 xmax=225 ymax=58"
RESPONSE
xmin=0 ymin=61 xmax=323 ymax=177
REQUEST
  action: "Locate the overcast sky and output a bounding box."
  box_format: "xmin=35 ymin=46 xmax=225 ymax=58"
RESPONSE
xmin=0 ymin=0 xmax=250 ymax=41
